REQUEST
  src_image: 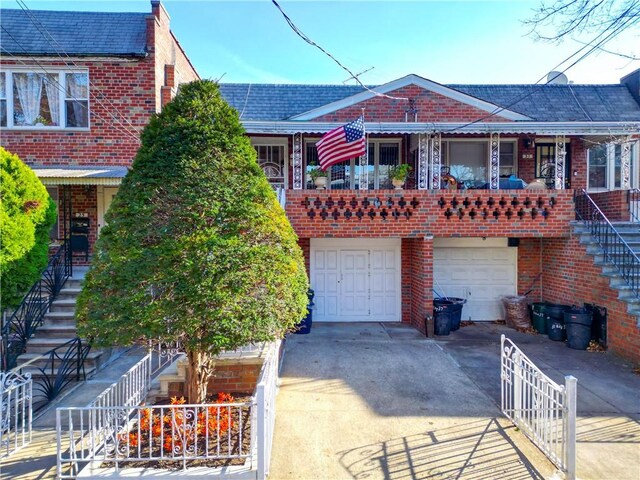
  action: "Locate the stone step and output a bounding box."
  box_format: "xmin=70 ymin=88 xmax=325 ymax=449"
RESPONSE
xmin=32 ymin=324 xmax=78 ymax=338
xmin=16 ymin=351 xmax=104 ymax=371
xmin=49 ymin=299 xmax=77 ymax=313
xmin=65 ymin=279 xmax=84 ymax=289
xmin=43 ymin=311 xmax=76 ymax=323
xmin=25 ymin=337 xmax=79 ymax=354
xmin=57 ymin=287 xmax=82 ymax=301
xmin=19 ymin=365 xmax=96 ymax=380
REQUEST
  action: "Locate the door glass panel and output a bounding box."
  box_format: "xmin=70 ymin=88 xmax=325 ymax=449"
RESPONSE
xmin=378 ymin=143 xmax=399 ymax=189
xmin=588 ymin=145 xmax=608 ymax=189
xmin=366 ymin=144 xmax=375 ymax=190
xmin=255 ymin=145 xmax=285 ymax=189
xmin=306 ymin=144 xmax=319 ymax=189
xmin=449 ymin=142 xmax=487 ymax=188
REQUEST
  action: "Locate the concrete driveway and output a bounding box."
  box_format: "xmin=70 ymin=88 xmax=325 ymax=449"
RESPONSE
xmin=269 ymin=323 xmax=556 ymax=480
xmin=437 ymin=323 xmax=640 ymax=480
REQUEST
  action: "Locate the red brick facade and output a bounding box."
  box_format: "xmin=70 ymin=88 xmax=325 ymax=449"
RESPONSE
xmin=312 ymin=84 xmax=513 ymax=123
xmin=542 ymin=236 xmax=640 ymax=363
xmin=0 ymin=1 xmax=199 ymax=265
xmin=589 ymin=190 xmax=632 ymax=221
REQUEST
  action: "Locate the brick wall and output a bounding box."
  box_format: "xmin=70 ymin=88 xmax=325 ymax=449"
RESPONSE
xmin=517 ymin=238 xmax=543 ymax=301
xmin=313 ymin=84 xmax=513 ymax=123
xmin=0 ymin=58 xmax=151 ymax=166
xmin=542 ymin=236 xmax=640 ymax=364
xmin=286 ymin=190 xmax=574 ymax=239
xmin=589 ymin=190 xmax=631 ymax=221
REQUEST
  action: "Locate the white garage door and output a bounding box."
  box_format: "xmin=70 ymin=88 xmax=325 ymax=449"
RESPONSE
xmin=311 ymin=238 xmax=401 ymax=322
xmin=434 ymin=238 xmax=517 ymax=321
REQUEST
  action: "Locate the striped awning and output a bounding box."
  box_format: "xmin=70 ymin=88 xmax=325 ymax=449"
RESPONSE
xmin=31 ymin=166 xmax=128 ymax=185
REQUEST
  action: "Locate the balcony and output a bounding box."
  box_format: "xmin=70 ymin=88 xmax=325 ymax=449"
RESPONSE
xmin=284 ymin=189 xmax=575 ymax=238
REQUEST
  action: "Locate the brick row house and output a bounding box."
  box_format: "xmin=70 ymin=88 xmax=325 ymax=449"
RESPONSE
xmin=218 ymin=73 xmax=640 ymax=363
xmin=0 ymin=1 xmax=198 ymax=262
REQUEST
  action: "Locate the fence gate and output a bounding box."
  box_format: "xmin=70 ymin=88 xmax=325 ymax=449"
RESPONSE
xmin=500 ymin=335 xmax=576 ymax=480
xmin=1 ymin=371 xmax=33 ymax=458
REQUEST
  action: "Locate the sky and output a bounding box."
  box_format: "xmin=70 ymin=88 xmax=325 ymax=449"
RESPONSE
xmin=15 ymin=0 xmax=640 ymax=86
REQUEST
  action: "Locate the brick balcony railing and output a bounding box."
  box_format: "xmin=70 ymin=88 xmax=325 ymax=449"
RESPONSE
xmin=285 ymin=189 xmax=575 ymax=238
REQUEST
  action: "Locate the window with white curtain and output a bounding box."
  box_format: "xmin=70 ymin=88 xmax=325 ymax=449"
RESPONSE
xmin=588 ymin=142 xmax=639 ymax=191
xmin=1 ymin=69 xmax=89 ymax=128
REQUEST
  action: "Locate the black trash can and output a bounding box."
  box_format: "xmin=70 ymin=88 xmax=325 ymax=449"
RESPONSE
xmin=433 ymin=303 xmax=453 ymax=336
xmin=294 ymin=289 xmax=315 ymax=334
xmin=545 ymin=304 xmax=570 ymax=341
xmin=434 ymin=298 xmax=465 ymax=330
xmin=565 ymin=308 xmax=593 ymax=350
xmin=530 ymin=302 xmax=550 ymax=334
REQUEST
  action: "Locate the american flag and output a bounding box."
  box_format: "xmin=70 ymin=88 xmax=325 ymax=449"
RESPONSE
xmin=316 ymin=116 xmax=366 ymax=171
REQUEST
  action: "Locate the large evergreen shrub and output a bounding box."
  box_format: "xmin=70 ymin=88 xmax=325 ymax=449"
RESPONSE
xmin=76 ymin=80 xmax=308 ymax=402
xmin=0 ymin=148 xmax=57 ymax=309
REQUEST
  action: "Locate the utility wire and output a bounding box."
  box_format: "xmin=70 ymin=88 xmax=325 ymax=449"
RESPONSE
xmin=271 ymin=0 xmax=408 ymax=102
xmin=443 ymin=11 xmax=638 ymax=133
xmin=14 ymin=0 xmax=142 ymax=137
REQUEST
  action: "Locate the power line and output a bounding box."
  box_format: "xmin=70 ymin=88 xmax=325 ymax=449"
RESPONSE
xmin=443 ymin=12 xmax=637 ymax=133
xmin=270 ymin=0 xmax=408 ymax=102
xmin=14 ymin=0 xmax=143 ymax=137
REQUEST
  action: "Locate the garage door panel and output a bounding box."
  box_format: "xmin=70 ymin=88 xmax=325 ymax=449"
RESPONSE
xmin=312 ymin=241 xmax=400 ymax=322
xmin=434 ymin=245 xmax=516 ymax=321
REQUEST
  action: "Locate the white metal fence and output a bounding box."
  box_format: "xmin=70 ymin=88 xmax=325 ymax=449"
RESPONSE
xmin=57 ymin=340 xmax=281 ymax=479
xmin=0 ymin=370 xmax=33 ymax=458
xmin=255 ymin=339 xmax=279 ymax=478
xmin=500 ymin=335 xmax=577 ymax=480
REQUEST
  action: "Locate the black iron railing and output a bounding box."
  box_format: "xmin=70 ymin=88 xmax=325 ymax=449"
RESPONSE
xmin=1 ymin=242 xmax=73 ymax=371
xmin=575 ymin=189 xmax=640 ymax=299
xmin=12 ymin=337 xmax=90 ymax=412
xmin=628 ymin=189 xmax=640 ymax=223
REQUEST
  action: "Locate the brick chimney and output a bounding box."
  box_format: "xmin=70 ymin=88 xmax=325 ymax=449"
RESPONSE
xmin=621 ymin=68 xmax=640 ymax=105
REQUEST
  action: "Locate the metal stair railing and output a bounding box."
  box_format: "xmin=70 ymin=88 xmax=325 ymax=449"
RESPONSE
xmin=575 ymin=189 xmax=640 ymax=299
xmin=1 ymin=241 xmax=73 ymax=371
xmin=628 ymin=188 xmax=640 ymax=223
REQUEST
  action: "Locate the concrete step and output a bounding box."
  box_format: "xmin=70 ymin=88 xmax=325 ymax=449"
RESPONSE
xmin=16 ymin=351 xmax=104 ymax=370
xmin=25 ymin=337 xmax=79 ymax=354
xmin=49 ymin=299 xmax=77 ymax=313
xmin=57 ymin=287 xmax=82 ymax=301
xmin=65 ymin=279 xmax=84 ymax=289
xmin=19 ymin=365 xmax=96 ymax=380
xmin=43 ymin=311 xmax=76 ymax=323
xmin=32 ymin=324 xmax=77 ymax=338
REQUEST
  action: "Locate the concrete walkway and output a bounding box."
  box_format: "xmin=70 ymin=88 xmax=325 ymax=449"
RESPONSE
xmin=1 ymin=347 xmax=147 ymax=480
xmin=436 ymin=323 xmax=640 ymax=480
xmin=270 ymin=323 xmax=557 ymax=480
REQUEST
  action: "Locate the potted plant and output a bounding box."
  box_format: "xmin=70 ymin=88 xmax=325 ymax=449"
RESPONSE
xmin=309 ymin=167 xmax=328 ymax=189
xmin=389 ymin=164 xmax=412 ymax=190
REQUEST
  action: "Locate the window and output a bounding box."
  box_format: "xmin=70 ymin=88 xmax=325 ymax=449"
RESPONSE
xmin=0 ymin=72 xmax=6 ymax=127
xmin=305 ymin=139 xmax=401 ymax=190
xmin=0 ymin=69 xmax=89 ymax=129
xmin=448 ymin=141 xmax=488 ymax=188
xmin=499 ymin=141 xmax=516 ymax=177
xmin=588 ymin=142 xmax=639 ymax=191
xmin=253 ymin=140 xmax=287 ymax=189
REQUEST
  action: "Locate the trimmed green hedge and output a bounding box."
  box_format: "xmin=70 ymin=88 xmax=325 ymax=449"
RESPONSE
xmin=0 ymin=148 xmax=57 ymax=309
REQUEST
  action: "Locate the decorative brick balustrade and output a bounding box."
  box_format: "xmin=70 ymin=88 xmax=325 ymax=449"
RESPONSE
xmin=286 ymin=190 xmax=575 ymax=238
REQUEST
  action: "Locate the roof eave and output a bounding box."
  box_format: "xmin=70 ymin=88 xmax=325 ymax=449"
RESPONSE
xmin=240 ymin=120 xmax=640 ymax=136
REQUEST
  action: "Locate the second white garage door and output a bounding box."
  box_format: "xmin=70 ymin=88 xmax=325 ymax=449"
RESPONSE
xmin=311 ymin=238 xmax=401 ymax=322
xmin=434 ymin=238 xmax=517 ymax=321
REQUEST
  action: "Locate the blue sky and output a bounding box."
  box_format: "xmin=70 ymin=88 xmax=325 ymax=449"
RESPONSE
xmin=18 ymin=0 xmax=640 ymax=85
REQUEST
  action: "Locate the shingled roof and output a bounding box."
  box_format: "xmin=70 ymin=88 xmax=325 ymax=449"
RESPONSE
xmin=0 ymin=8 xmax=148 ymax=57
xmin=219 ymin=81 xmax=640 ymax=123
